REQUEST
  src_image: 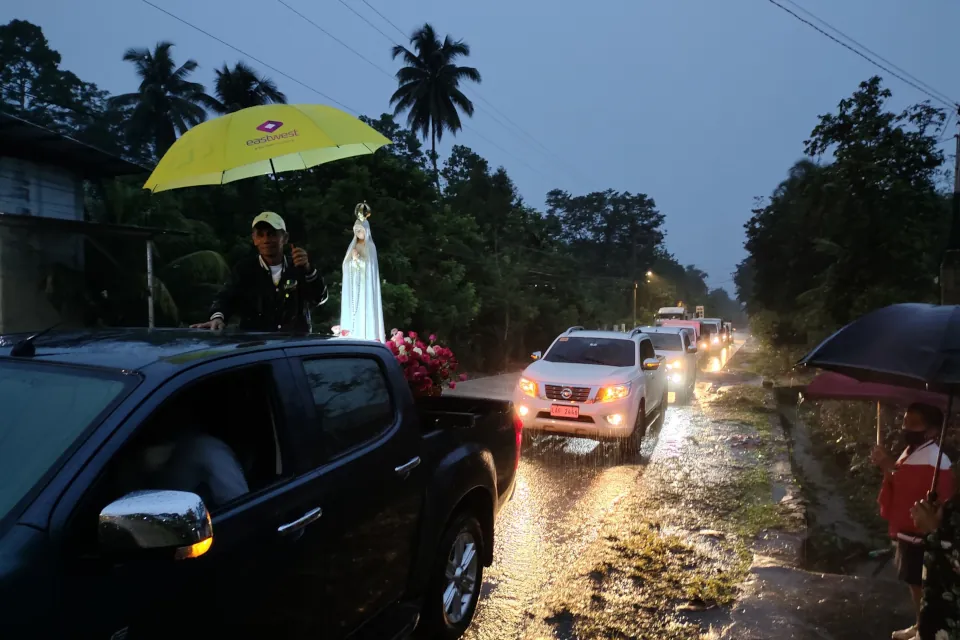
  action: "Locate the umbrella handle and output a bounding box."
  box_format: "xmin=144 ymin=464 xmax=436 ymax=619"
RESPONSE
xmin=930 ymin=392 xmax=955 ymax=503
xmin=876 ymin=401 xmax=882 ymax=446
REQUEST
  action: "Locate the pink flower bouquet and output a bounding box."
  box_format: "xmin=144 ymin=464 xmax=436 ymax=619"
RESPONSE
xmin=385 ymin=329 xmax=467 ymax=396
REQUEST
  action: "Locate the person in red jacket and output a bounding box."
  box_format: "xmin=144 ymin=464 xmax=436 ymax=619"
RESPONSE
xmin=872 ymin=403 xmax=955 ymax=640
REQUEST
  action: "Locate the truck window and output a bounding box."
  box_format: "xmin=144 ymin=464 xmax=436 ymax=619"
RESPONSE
xmin=639 ymin=340 xmax=656 ymax=361
xmin=544 ymin=337 xmax=635 ymax=367
xmin=300 ymin=358 xmax=395 ymax=460
xmin=0 ymin=362 xmax=134 ymax=527
xmin=647 ymin=333 xmax=682 ymax=351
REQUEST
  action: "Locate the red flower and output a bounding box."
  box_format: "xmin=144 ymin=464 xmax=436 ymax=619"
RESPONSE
xmin=449 ymin=382 xmax=457 ymax=389
xmin=459 ymin=373 xmax=468 ymax=381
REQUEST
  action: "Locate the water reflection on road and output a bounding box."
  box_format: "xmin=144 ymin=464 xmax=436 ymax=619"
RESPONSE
xmin=458 ymin=340 xmax=743 ymax=639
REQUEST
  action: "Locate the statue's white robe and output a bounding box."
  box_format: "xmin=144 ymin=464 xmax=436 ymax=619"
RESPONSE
xmin=339 ymin=220 xmax=385 ymax=342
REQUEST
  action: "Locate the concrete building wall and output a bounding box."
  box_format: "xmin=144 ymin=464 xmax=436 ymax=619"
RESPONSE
xmin=0 ymin=157 xmax=83 ymax=220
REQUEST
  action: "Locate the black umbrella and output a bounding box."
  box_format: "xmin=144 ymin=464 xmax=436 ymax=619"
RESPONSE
xmin=798 ymin=303 xmax=960 ymax=393
xmin=798 ymin=303 xmax=960 ymax=500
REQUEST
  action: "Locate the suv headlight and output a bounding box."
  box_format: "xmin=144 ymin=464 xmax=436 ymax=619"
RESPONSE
xmin=597 ymin=383 xmax=631 ymax=402
xmin=519 ymin=377 xmax=538 ymax=398
xmin=666 ymin=360 xmax=682 ymax=370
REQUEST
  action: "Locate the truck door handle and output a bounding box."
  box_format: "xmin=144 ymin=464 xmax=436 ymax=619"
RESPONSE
xmin=395 ymin=456 xmax=421 ymax=477
xmin=277 ymin=507 xmax=323 ymax=535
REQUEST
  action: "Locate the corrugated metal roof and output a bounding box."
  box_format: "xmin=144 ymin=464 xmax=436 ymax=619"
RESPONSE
xmin=0 ymin=112 xmax=149 ymax=178
xmin=0 ymin=212 xmax=189 ymax=238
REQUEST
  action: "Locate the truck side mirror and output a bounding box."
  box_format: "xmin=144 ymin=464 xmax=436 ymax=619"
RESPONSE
xmin=687 ymin=345 xmax=698 ymax=354
xmin=531 ymin=351 xmax=542 ymax=360
xmin=642 ymin=358 xmax=660 ymax=371
xmin=99 ymin=490 xmax=213 ymax=561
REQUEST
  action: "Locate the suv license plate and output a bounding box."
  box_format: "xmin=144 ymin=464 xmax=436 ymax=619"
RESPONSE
xmin=550 ymin=405 xmax=580 ymax=419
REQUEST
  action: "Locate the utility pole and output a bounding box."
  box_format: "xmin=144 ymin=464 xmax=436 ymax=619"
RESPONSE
xmin=633 ymin=281 xmax=638 ymax=328
xmin=942 ymin=107 xmax=960 ymax=305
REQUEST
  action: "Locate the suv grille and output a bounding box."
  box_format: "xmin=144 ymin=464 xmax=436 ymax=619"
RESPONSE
xmin=544 ymin=385 xmax=592 ymax=402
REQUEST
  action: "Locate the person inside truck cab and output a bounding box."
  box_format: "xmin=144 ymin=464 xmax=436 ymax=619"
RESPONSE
xmin=116 ymin=405 xmax=249 ymax=511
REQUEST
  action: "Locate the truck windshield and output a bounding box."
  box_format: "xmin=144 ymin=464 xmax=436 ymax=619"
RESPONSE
xmin=0 ymin=361 xmax=134 ymax=524
xmin=647 ymin=333 xmax=683 ymax=351
xmin=657 ymin=313 xmax=686 ymax=320
xmin=545 ymin=337 xmax=636 ymax=367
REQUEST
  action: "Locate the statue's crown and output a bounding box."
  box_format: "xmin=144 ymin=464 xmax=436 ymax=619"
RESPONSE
xmin=354 ymin=201 xmax=371 ymax=222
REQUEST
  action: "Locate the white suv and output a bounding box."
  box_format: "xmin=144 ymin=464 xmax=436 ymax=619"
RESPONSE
xmin=514 ymin=327 xmax=669 ymax=453
xmin=637 ymin=326 xmax=698 ymax=402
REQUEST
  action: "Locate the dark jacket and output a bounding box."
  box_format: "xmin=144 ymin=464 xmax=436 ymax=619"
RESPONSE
xmin=209 ymin=253 xmax=328 ymax=332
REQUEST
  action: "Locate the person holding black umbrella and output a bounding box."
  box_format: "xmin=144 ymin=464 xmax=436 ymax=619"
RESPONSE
xmin=191 ymin=212 xmax=328 ymax=332
xmin=797 ymin=303 xmax=960 ymax=640
xmin=873 ymin=403 xmax=955 ymax=640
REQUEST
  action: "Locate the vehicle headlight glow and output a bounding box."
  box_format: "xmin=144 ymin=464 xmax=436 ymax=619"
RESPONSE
xmin=519 ymin=377 xmax=538 ymax=398
xmin=711 ymin=336 xmax=719 ymax=344
xmin=666 ymin=360 xmax=682 ymax=370
xmin=597 ymin=383 xmax=631 ymax=402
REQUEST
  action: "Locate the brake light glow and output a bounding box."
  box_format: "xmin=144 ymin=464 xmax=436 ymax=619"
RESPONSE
xmin=513 ymin=414 xmax=524 ymax=470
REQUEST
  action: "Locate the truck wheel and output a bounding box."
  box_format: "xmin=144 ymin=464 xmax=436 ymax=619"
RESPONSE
xmin=619 ymin=403 xmax=646 ymax=455
xmin=417 ymin=512 xmax=485 ymax=639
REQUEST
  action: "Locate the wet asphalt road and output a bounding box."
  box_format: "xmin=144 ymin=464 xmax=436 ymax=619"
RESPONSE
xmin=450 ymin=338 xmax=744 ymax=639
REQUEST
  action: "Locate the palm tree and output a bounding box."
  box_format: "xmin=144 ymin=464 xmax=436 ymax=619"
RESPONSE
xmin=110 ymin=41 xmax=211 ymax=158
xmin=390 ymin=23 xmax=481 ymax=180
xmin=202 ymin=61 xmax=287 ymax=114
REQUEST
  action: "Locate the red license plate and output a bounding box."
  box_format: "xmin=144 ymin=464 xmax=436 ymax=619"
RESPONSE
xmin=550 ymin=405 xmax=580 ymax=419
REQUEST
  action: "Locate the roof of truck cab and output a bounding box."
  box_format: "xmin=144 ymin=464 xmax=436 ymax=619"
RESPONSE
xmin=638 ymin=326 xmax=685 ymax=334
xmin=564 ymin=330 xmax=643 ymax=340
xmin=0 ymin=328 xmax=368 ymax=371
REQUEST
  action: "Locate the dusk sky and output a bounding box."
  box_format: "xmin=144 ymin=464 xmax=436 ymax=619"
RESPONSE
xmin=5 ymin=0 xmax=959 ymax=291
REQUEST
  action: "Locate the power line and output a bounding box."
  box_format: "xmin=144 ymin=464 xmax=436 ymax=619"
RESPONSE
xmin=139 ymin=0 xmax=358 ymax=113
xmin=336 ymin=0 xmax=402 ymax=48
xmin=276 ymin=0 xmax=394 ymax=81
xmin=778 ymin=0 xmax=958 ymax=107
xmin=764 ymin=0 xmax=958 ymax=110
xmin=360 ymin=0 xmax=409 ymax=41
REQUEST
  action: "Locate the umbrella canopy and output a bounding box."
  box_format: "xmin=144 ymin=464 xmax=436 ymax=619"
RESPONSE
xmin=143 ymin=104 xmax=392 ymax=193
xmin=804 ymin=371 xmax=953 ymax=412
xmin=798 ymin=303 xmax=960 ymax=393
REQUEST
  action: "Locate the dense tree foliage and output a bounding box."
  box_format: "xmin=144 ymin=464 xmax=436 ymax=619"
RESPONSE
xmin=0 ymin=19 xmax=729 ymax=371
xmin=736 ymin=77 xmax=949 ymax=347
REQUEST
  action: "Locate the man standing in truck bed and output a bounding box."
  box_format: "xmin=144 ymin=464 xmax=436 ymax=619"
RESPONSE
xmin=191 ymin=211 xmax=328 ymax=332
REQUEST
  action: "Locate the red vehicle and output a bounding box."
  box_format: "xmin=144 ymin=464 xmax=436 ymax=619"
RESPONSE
xmin=660 ymin=319 xmax=702 ymax=343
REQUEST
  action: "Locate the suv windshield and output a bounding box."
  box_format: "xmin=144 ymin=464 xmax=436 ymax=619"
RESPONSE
xmin=647 ymin=333 xmax=683 ymax=351
xmin=544 ymin=337 xmax=636 ymax=367
xmin=0 ymin=362 xmax=134 ymax=524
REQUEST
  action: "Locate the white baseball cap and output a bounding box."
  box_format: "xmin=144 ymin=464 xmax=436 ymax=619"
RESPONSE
xmin=251 ymin=211 xmax=286 ymax=231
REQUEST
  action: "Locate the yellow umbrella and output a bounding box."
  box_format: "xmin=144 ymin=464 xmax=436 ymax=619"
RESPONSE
xmin=143 ymin=103 xmax=392 ymax=193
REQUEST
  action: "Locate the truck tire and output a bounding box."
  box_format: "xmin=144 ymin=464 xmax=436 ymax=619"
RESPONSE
xmin=619 ymin=402 xmax=646 ymax=455
xmin=417 ymin=512 xmax=485 ymax=639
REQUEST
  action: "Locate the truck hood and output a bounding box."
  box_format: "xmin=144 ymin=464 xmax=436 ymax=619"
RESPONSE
xmin=523 ymin=360 xmax=637 ymax=385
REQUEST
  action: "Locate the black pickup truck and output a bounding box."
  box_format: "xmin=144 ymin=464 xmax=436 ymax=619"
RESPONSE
xmin=0 ymin=329 xmax=520 ymax=639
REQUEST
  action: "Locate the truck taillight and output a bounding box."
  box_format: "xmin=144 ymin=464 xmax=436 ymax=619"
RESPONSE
xmin=513 ymin=415 xmax=524 ymax=469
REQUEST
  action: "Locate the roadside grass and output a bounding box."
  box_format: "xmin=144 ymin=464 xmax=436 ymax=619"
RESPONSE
xmin=543 ymin=522 xmax=748 ymax=640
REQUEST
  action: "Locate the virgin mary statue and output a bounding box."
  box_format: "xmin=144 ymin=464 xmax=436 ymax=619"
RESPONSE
xmin=339 ymin=202 xmax=385 ymax=342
